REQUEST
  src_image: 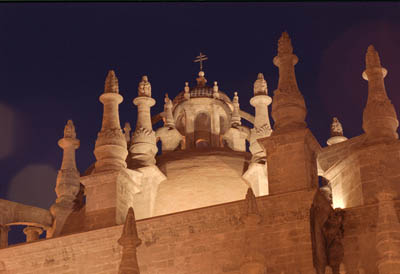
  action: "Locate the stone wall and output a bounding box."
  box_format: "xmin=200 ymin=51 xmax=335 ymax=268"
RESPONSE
xmin=0 ymin=189 xmax=316 ymax=274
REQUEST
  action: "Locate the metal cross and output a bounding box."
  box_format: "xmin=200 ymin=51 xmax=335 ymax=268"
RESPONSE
xmin=194 ymin=52 xmax=208 ymax=71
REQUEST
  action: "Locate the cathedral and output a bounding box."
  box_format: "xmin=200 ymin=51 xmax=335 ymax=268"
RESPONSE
xmin=0 ymin=31 xmax=399 ymax=274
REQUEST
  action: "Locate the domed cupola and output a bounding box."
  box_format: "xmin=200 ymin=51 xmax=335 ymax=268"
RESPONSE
xmin=171 ymin=69 xmax=235 ymax=149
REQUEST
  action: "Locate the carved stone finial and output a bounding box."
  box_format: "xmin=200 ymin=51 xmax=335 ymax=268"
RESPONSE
xmin=231 ymin=91 xmax=241 ymax=127
xmin=366 ymin=45 xmax=382 ymax=70
xmin=184 ymin=82 xmax=190 ymax=100
xmin=196 ymin=71 xmax=207 ymax=87
xmin=138 ymin=75 xmax=152 ymax=97
xmin=118 ymin=207 xmax=142 ymax=274
xmin=331 ymin=117 xmax=343 ymax=137
xmin=124 ymin=122 xmax=132 ymax=143
xmin=213 ymin=81 xmax=219 ymax=99
xmin=253 ymin=73 xmax=268 ymax=96
xmin=63 ymin=120 xmax=76 ymax=139
xmin=104 ymin=70 xmax=119 ymax=94
xmin=327 ymin=117 xmax=348 ymax=146
xmin=278 ymin=31 xmax=293 ymax=56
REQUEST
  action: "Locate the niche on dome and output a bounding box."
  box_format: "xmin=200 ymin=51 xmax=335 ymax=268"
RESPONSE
xmin=194 ymin=112 xmax=211 ymax=146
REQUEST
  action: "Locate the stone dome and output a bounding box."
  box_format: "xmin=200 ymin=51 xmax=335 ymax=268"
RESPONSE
xmin=153 ymin=148 xmax=250 ymax=216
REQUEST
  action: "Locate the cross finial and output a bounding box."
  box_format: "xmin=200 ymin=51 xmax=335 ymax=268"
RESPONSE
xmin=194 ymin=52 xmax=208 ymax=71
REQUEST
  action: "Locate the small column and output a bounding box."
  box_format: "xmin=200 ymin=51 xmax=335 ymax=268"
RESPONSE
xmin=222 ymin=92 xmax=247 ymax=152
xmin=163 ymin=94 xmax=175 ymax=128
xmin=249 ymin=73 xmax=272 ymax=163
xmin=184 ymin=82 xmax=190 ymax=100
xmin=362 ymin=45 xmax=399 ymax=142
xmin=54 ymin=120 xmax=80 ymax=205
xmin=156 ymin=93 xmax=182 ymax=152
xmin=213 ymin=81 xmax=219 ymax=99
xmin=23 ymin=226 xmax=43 ymax=243
xmin=118 ymin=207 xmax=142 ymax=274
xmin=271 ymin=32 xmax=307 ymax=131
xmin=239 ymin=188 xmax=265 ymax=274
xmin=231 ymin=92 xmax=241 ymax=127
xmin=130 ymin=76 xmax=157 ymax=166
xmin=0 ymin=225 xmax=9 ymax=248
xmin=327 ymin=117 xmax=348 ymax=146
xmin=49 ymin=120 xmax=81 ymax=238
xmin=94 ymin=70 xmax=128 ymax=172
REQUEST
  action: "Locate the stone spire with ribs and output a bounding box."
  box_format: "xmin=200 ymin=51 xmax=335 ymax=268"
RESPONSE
xmin=272 ymin=31 xmax=307 ymax=131
xmin=362 ymin=45 xmax=398 ymax=142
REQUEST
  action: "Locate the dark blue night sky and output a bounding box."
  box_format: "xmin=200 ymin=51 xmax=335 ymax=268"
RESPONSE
xmin=1 ymin=3 xmax=400 ymax=241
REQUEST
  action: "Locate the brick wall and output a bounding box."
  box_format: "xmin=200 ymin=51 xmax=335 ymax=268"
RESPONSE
xmin=0 ymin=189 xmax=316 ymax=274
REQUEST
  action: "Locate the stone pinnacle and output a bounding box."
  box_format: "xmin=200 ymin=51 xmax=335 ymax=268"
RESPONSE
xmin=277 ymin=31 xmax=293 ymax=56
xmin=118 ymin=207 xmax=142 ymax=247
xmin=366 ymin=45 xmax=382 ymax=70
xmin=64 ymin=120 xmax=76 ymax=139
xmin=104 ymin=70 xmax=119 ymax=94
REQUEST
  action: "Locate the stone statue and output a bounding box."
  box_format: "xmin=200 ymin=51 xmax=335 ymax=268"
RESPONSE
xmin=253 ymin=73 xmax=268 ymax=96
xmin=64 ymin=120 xmax=76 ymax=139
xmin=310 ymin=189 xmax=345 ymax=274
xmin=138 ymin=75 xmax=151 ymax=97
xmin=330 ymin=117 xmax=343 ymax=137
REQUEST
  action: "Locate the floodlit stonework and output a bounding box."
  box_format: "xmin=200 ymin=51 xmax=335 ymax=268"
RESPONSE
xmin=1 ymin=32 xmax=400 ymax=274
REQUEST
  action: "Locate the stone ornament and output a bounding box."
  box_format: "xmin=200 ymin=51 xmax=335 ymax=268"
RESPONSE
xmin=94 ymin=70 xmax=128 ymax=172
xmin=253 ymin=73 xmax=268 ymax=96
xmin=327 ymin=117 xmax=348 ymax=146
xmin=124 ymin=122 xmax=132 ymax=143
xmin=138 ymin=75 xmax=151 ymax=97
xmin=104 ymin=70 xmax=119 ymax=93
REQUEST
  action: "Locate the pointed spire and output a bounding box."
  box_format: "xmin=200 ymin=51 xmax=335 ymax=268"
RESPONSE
xmin=245 ymin=188 xmax=259 ymax=216
xmin=253 ymin=73 xmax=268 ymax=96
xmin=124 ymin=122 xmax=131 ymax=143
xmin=118 ymin=207 xmax=142 ymax=274
xmin=277 ymin=31 xmax=293 ymax=56
xmin=271 ymin=31 xmax=306 ymax=131
xmin=362 ymin=45 xmax=398 ymax=141
xmin=50 ymin=119 xmax=81 ymax=237
xmin=365 ymin=45 xmax=382 ymax=70
xmin=94 ymin=70 xmax=127 ymax=172
xmin=104 ymin=70 xmax=119 ymax=94
xmin=231 ymin=92 xmax=241 ymax=127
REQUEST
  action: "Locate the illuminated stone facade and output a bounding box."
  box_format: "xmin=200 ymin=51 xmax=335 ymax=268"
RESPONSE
xmin=0 ymin=32 xmax=400 ymax=274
